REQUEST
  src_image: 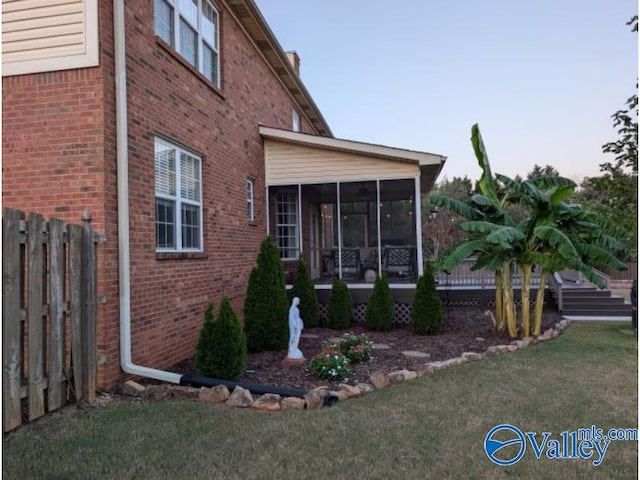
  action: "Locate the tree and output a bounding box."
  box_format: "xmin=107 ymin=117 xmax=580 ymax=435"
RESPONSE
xmin=243 ymin=237 xmax=289 ymax=352
xmin=327 ymin=278 xmax=353 ymax=329
xmin=195 ymin=299 xmax=247 ymax=380
xmin=432 ymin=124 xmax=629 ymax=338
xmin=290 ymin=257 xmax=320 ymax=328
xmin=365 ymin=274 xmax=394 ymax=331
xmin=411 ymin=262 xmax=443 ymax=334
xmin=526 ymin=164 xmax=560 ymax=180
xmin=423 ymin=176 xmax=474 ymax=258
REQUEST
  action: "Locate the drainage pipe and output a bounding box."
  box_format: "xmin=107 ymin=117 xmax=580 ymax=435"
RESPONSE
xmin=114 ymin=0 xmax=180 ymax=384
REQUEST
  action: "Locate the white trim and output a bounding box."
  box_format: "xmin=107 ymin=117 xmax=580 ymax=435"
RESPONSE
xmin=266 ymin=185 xmax=270 ymax=235
xmin=376 ymin=179 xmax=382 ymax=275
xmin=310 ymin=283 xmax=417 ymax=290
xmin=336 ymin=181 xmax=342 ymax=278
xmin=415 ymin=176 xmax=424 ymax=277
xmin=260 ymin=126 xmax=445 ymax=166
xmin=298 ymin=184 xmax=303 ymax=255
xmin=246 ymin=178 xmax=255 ymax=222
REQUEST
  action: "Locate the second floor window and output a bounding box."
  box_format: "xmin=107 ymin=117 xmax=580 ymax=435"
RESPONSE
xmin=154 ymin=0 xmax=220 ymax=87
xmin=292 ymin=110 xmax=301 ymax=132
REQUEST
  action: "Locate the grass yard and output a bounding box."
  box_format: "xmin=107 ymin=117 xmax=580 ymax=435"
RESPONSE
xmin=3 ymin=322 xmax=637 ymax=479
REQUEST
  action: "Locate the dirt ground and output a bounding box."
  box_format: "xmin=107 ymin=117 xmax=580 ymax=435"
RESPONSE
xmin=172 ymin=307 xmax=561 ymax=391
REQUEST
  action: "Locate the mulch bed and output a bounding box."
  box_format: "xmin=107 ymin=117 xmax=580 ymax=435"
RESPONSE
xmin=172 ymin=307 xmax=562 ymax=392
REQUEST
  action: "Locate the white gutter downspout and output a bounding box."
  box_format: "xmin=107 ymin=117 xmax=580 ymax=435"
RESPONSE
xmin=114 ymin=0 xmax=181 ymax=383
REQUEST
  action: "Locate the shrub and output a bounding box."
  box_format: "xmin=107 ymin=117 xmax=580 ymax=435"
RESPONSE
xmin=243 ymin=237 xmax=289 ymax=352
xmin=290 ymin=257 xmax=320 ymax=328
xmin=411 ymin=262 xmax=443 ymax=334
xmin=327 ymin=278 xmax=353 ymax=329
xmin=308 ymin=346 xmax=350 ymax=381
xmin=195 ymin=298 xmax=247 ymax=380
xmin=339 ymin=332 xmax=373 ymax=363
xmin=366 ymin=274 xmax=394 ymax=331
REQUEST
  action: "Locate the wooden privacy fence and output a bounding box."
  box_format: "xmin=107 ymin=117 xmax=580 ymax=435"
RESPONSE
xmin=3 ymin=208 xmax=98 ymax=432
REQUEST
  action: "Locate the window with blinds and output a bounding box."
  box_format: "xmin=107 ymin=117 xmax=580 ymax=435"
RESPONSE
xmin=276 ymin=192 xmax=299 ymax=259
xmin=154 ymin=0 xmax=220 ymax=87
xmin=155 ymin=138 xmax=203 ymax=251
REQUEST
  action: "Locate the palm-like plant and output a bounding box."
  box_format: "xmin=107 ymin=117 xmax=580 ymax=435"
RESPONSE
xmin=429 ymin=124 xmax=629 ymax=338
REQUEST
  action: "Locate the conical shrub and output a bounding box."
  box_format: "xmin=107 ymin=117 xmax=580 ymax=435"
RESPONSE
xmin=411 ymin=262 xmax=443 ymax=334
xmin=195 ymin=299 xmax=247 ymax=380
xmin=328 ymin=278 xmax=353 ymax=329
xmin=365 ymin=274 xmax=394 ymax=331
xmin=291 ymin=257 xmax=320 ymax=328
xmin=243 ymin=237 xmax=289 ymax=352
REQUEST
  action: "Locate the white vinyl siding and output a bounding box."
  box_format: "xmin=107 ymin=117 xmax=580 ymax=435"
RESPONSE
xmin=2 ymin=0 xmax=99 ymax=76
xmin=154 ymin=0 xmax=220 ymax=86
xmin=265 ymin=140 xmax=420 ymax=185
xmin=155 ymin=138 xmax=203 ymax=252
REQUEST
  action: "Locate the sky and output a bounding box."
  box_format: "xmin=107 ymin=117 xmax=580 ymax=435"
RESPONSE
xmin=254 ymin=0 xmax=637 ymax=184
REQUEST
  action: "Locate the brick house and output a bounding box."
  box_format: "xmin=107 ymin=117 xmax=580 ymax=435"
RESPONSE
xmin=2 ymin=0 xmax=445 ymax=389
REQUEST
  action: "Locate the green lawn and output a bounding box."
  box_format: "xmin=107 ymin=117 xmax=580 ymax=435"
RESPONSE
xmin=4 ymin=323 xmax=637 ymax=479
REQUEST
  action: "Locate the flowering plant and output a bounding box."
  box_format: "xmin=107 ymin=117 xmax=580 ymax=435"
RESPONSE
xmin=308 ymin=346 xmax=350 ymax=381
xmin=339 ymin=332 xmax=373 ymax=363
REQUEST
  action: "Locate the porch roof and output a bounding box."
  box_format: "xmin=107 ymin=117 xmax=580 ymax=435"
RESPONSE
xmin=260 ymin=127 xmax=447 ymax=193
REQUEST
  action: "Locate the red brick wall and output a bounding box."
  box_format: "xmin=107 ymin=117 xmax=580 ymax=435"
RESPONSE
xmin=2 ymin=0 xmax=320 ymax=389
xmin=118 ymin=1 xmax=317 ymax=383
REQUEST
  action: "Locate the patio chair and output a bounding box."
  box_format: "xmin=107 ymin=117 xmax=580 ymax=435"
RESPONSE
xmin=382 ymin=246 xmax=415 ymax=281
xmin=338 ymin=248 xmax=362 ymax=281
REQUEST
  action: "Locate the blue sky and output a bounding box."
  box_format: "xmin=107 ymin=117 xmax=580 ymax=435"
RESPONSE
xmin=254 ymin=0 xmax=637 ymax=183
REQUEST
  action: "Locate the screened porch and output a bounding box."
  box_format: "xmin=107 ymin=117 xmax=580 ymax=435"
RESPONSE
xmin=260 ymin=126 xmax=446 ymax=288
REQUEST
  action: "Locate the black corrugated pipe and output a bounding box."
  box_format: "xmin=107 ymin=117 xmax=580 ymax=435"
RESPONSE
xmin=180 ymin=372 xmax=340 ymax=406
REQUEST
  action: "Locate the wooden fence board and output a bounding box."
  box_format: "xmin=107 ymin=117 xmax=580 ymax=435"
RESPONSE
xmin=27 ymin=212 xmax=46 ymax=421
xmin=3 ymin=208 xmax=23 ymax=432
xmin=69 ymin=224 xmax=83 ymax=401
xmin=81 ymin=215 xmax=96 ymax=402
xmin=48 ymin=218 xmax=65 ymax=411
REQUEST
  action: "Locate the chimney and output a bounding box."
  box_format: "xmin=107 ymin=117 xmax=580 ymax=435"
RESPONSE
xmin=286 ymin=51 xmax=300 ymax=76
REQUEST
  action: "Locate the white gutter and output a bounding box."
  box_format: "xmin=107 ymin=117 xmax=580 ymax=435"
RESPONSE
xmin=114 ymin=0 xmax=181 ymax=384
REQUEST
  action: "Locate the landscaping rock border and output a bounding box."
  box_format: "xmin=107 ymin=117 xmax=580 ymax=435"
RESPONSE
xmin=123 ymin=319 xmax=571 ymax=411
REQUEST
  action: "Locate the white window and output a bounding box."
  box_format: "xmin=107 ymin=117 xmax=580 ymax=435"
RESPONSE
xmin=292 ymin=110 xmax=301 ymax=132
xmin=154 ymin=0 xmax=220 ymax=87
xmin=246 ymin=179 xmax=254 ymax=222
xmin=276 ymin=192 xmax=299 ymax=259
xmin=155 ymin=138 xmax=203 ymax=251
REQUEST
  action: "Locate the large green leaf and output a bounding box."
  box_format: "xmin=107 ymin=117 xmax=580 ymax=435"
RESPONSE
xmin=549 ymin=186 xmax=575 ymax=205
xmin=529 ymin=175 xmax=577 ymax=191
xmin=458 ymin=221 xmax=500 ymax=234
xmin=427 ymin=195 xmax=484 ymax=220
xmin=436 ymin=239 xmax=488 ymax=272
xmin=528 ymin=251 xmax=565 ymax=273
xmin=533 ymin=226 xmax=579 ymax=261
xmin=471 ymin=124 xmax=499 ymax=205
xmin=485 ymin=226 xmax=526 ymax=246
xmin=470 ymin=194 xmax=495 ymax=208
xmin=573 ymin=242 xmax=628 ymax=270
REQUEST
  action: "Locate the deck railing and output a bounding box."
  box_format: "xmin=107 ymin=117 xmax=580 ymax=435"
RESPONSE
xmin=434 ymin=258 xmax=541 ymax=288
